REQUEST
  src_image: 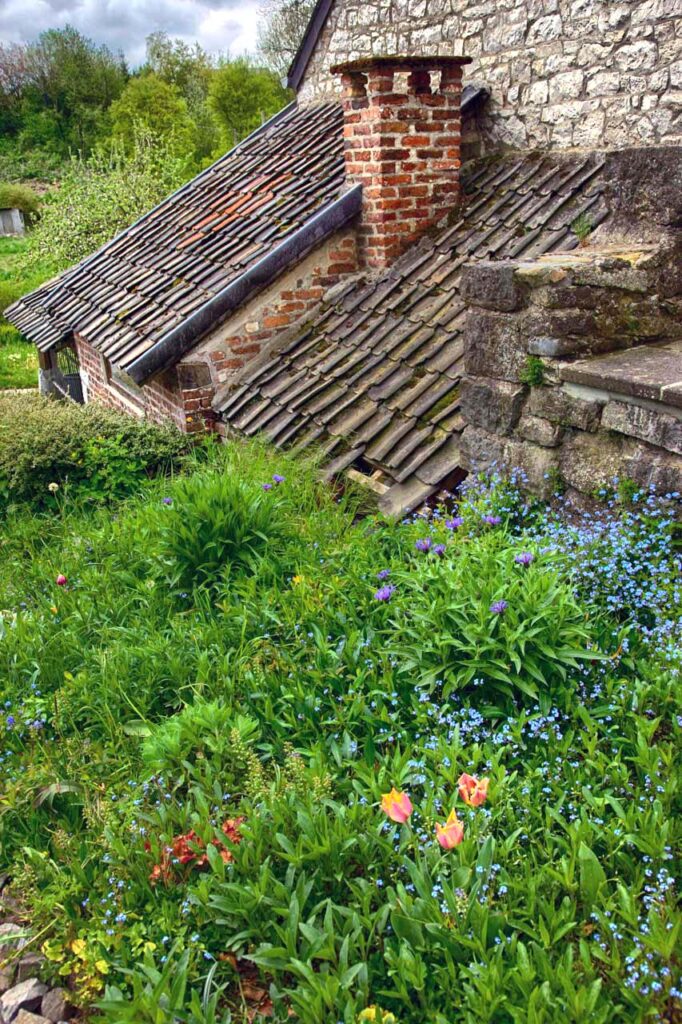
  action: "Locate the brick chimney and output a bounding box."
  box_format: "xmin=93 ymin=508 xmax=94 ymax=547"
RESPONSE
xmin=331 ymin=55 xmax=472 ymax=269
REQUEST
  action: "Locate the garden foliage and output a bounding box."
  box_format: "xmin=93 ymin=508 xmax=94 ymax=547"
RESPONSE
xmin=0 ymin=440 xmax=679 ymax=1023
xmin=0 ymin=392 xmax=194 ymax=508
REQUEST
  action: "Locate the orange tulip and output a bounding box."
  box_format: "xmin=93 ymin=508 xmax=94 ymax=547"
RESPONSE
xmin=436 ymin=809 xmax=464 ymax=849
xmin=458 ymin=773 xmax=489 ymax=807
xmin=380 ymin=788 xmax=413 ymax=823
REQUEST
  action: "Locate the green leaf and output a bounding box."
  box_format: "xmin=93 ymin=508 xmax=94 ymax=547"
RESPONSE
xmin=578 ymin=843 xmax=606 ymax=907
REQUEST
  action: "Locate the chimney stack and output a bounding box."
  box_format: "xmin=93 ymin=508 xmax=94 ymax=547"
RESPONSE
xmin=331 ymin=55 xmax=472 ymax=269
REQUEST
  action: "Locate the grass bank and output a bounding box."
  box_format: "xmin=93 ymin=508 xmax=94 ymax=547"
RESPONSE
xmin=0 ymin=236 xmax=55 ymax=390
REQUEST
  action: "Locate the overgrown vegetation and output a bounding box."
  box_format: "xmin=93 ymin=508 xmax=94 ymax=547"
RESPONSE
xmin=0 ymin=25 xmax=291 ymax=186
xmin=0 ymin=392 xmax=195 ymax=507
xmin=23 ymin=130 xmax=190 ymax=271
xmin=0 ymin=434 xmax=679 ymax=1022
xmin=0 ymin=182 xmax=41 ymax=221
xmin=0 ymin=236 xmax=48 ymax=389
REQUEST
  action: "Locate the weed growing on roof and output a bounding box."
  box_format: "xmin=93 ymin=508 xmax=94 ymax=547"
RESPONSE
xmin=0 ymin=442 xmax=679 ymax=1023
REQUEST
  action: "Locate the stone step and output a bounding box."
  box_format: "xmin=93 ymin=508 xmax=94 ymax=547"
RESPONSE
xmin=561 ymin=339 xmax=682 ymax=409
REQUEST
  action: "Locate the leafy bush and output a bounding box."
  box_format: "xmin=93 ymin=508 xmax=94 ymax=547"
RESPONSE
xmin=0 ymin=182 xmax=41 ymax=222
xmin=161 ymin=468 xmax=294 ymax=591
xmin=22 ymin=129 xmax=190 ymax=271
xmin=387 ymin=531 xmax=594 ymax=701
xmin=0 ymin=392 xmax=194 ymax=508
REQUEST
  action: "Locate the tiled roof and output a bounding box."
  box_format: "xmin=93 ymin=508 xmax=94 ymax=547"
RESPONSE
xmin=6 ymin=101 xmax=347 ymax=378
xmin=217 ymin=152 xmax=609 ymax=513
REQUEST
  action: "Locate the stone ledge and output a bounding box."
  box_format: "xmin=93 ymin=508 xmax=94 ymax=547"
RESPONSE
xmin=561 ymin=339 xmax=682 ymax=408
xmin=602 ymin=400 xmax=682 ymax=455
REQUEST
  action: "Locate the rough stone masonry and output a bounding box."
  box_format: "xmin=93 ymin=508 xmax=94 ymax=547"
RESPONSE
xmin=299 ymin=0 xmax=682 ymax=151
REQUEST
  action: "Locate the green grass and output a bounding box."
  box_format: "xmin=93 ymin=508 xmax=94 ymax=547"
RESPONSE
xmin=0 ymin=442 xmax=680 ymax=1023
xmin=0 ymin=235 xmax=56 ymax=391
xmin=0 ymin=325 xmax=38 ymax=389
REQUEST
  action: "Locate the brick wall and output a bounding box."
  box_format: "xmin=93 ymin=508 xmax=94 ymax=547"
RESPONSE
xmin=73 ymin=228 xmax=359 ymax=433
xmin=333 ymin=57 xmax=466 ymax=268
xmin=188 ymin=228 xmax=358 ymax=386
xmin=76 ymin=335 xmax=216 ymax=434
xmin=298 ymin=0 xmax=681 ymax=151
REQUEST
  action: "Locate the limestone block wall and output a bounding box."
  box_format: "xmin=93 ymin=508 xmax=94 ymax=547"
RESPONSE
xmin=299 ymin=0 xmax=682 ymax=150
xmin=458 ymin=248 xmax=682 ymax=499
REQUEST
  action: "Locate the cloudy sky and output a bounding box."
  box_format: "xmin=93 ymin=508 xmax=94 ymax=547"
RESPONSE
xmin=0 ymin=0 xmax=263 ymax=67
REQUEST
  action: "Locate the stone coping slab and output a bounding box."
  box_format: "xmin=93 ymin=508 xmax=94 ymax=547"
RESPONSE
xmin=561 ymin=340 xmax=682 ymax=409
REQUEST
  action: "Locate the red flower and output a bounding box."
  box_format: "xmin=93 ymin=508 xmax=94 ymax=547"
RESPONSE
xmin=148 ymin=818 xmax=245 ymax=885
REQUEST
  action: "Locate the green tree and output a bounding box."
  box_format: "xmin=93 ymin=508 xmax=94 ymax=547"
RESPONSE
xmin=19 ymin=26 xmax=128 ymax=154
xmin=208 ymin=58 xmax=290 ymax=148
xmin=258 ymin=0 xmax=315 ymax=80
xmin=109 ymin=74 xmax=194 ymax=157
xmin=144 ymin=32 xmax=219 ymax=163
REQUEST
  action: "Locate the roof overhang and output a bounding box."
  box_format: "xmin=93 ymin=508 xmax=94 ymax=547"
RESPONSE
xmin=287 ymin=0 xmax=335 ymax=92
xmin=126 ymin=183 xmax=363 ymax=385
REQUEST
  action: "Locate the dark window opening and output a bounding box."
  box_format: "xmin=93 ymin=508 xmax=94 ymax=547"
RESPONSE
xmin=53 ymin=343 xmax=84 ymax=403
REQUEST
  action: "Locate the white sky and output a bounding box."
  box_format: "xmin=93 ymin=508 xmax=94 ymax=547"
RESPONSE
xmin=0 ymin=0 xmax=262 ymax=66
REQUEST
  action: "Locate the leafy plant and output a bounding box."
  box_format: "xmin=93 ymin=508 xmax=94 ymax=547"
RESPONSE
xmin=519 ymin=355 xmax=546 ymax=387
xmin=386 ymin=532 xmax=596 ymax=701
xmin=160 ymin=469 xmax=294 ymax=592
xmin=571 ymin=212 xmax=593 ymax=246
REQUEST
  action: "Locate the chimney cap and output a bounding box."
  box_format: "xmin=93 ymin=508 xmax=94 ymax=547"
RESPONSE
xmin=330 ymin=55 xmax=472 ymax=76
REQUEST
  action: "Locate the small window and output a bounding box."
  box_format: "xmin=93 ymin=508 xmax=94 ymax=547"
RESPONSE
xmin=103 ymin=357 xmax=144 ymax=405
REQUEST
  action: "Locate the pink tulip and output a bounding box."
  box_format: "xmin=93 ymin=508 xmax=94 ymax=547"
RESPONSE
xmin=380 ymin=788 xmax=413 ymax=824
xmin=56 ymin=574 xmax=67 ymax=587
xmin=436 ymin=810 xmax=464 ymax=849
xmin=458 ymin=773 xmax=489 ymax=808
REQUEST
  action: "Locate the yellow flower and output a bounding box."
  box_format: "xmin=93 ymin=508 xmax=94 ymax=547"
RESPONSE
xmin=48 ymin=482 xmax=59 ymax=493
xmin=292 ymin=575 xmax=304 ymax=585
xmin=358 ymin=1008 xmax=397 ymax=1023
xmin=50 ymin=606 xmax=58 ymax=614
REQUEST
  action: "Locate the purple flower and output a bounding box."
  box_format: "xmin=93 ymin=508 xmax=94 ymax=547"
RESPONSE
xmin=6 ymin=716 xmax=15 ymax=728
xmin=374 ymin=584 xmax=396 ymax=602
xmin=490 ymin=600 xmax=508 ymax=615
xmin=273 ymin=474 xmax=285 ymax=484
xmin=162 ymin=497 xmax=173 ymax=506
xmin=262 ymin=483 xmax=273 ymax=491
xmin=433 ymin=544 xmax=446 ymax=557
xmin=415 ymin=538 xmax=432 ymax=552
xmin=445 ymin=517 xmax=464 ymax=531
xmin=377 ymin=569 xmax=391 ymax=580
xmin=483 ymin=515 xmax=502 ymax=526
xmin=515 ymin=551 xmax=534 ymax=566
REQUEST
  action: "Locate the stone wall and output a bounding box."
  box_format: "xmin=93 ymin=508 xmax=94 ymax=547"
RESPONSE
xmin=299 ymin=0 xmax=682 ymax=150
xmin=458 ymin=246 xmax=682 ymax=499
